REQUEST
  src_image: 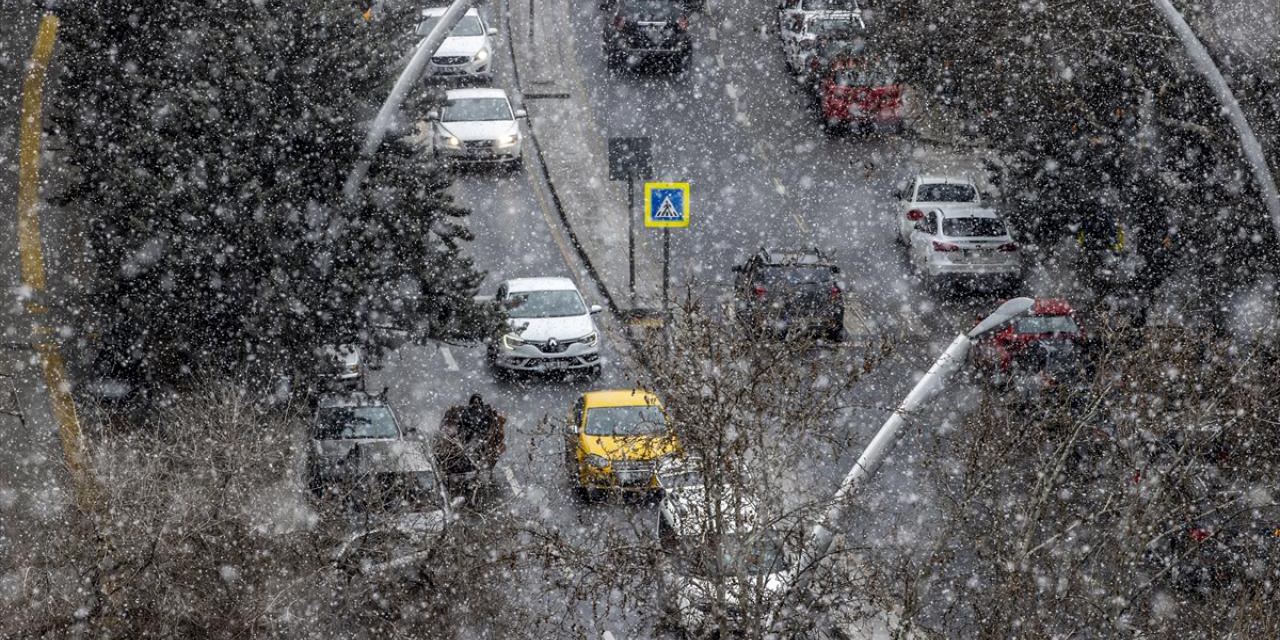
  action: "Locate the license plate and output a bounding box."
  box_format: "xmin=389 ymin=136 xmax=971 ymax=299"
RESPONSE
xmin=543 ymin=360 xmax=569 ymax=371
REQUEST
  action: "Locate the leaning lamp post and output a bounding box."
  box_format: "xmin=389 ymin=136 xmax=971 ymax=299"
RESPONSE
xmin=777 ymin=297 xmax=1037 ymax=629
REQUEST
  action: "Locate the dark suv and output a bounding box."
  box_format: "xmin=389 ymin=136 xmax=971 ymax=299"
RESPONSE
xmin=732 ymin=248 xmax=845 ymax=341
xmin=603 ymin=0 xmax=694 ymax=69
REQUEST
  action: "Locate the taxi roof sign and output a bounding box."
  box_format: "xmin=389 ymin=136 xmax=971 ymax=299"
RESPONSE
xmin=644 ymin=182 xmax=690 ymax=228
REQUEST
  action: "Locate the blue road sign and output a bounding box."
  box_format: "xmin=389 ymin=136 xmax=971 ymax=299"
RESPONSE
xmin=644 ymin=182 xmax=690 ymax=228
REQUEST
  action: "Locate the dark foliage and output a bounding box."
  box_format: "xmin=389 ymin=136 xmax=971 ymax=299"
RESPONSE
xmin=50 ymin=0 xmax=502 ymax=390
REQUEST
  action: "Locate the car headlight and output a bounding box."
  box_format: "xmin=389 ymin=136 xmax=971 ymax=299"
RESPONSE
xmin=443 ymin=135 xmax=461 ymax=148
xmin=584 ymin=454 xmax=610 ymax=469
xmin=496 ymin=133 xmax=519 ymax=148
xmin=580 ymin=331 xmax=598 ymax=347
xmin=473 ymin=49 xmax=489 ymax=63
xmin=502 ymin=333 xmax=526 ymax=350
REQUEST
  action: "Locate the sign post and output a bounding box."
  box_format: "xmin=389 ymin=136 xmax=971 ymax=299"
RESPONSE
xmin=607 ymin=137 xmax=652 ymax=299
xmin=643 ymin=182 xmax=690 ymax=310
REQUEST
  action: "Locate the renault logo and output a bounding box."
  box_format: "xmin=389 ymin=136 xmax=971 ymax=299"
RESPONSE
xmin=547 ymin=338 xmax=559 ymax=350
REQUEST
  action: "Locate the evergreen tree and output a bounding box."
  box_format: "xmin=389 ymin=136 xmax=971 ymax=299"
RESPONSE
xmin=50 ymin=0 xmax=500 ymax=389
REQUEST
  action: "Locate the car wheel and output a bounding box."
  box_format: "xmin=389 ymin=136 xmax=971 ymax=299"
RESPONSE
xmin=587 ymin=364 xmax=602 ymax=380
xmin=572 ymin=486 xmax=591 ymax=503
xmin=509 ymin=156 xmax=525 ymax=172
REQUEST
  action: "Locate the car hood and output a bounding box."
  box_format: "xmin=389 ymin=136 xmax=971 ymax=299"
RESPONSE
xmin=434 ymin=35 xmax=487 ymax=58
xmin=581 ymin=434 xmax=679 ymax=461
xmin=311 ymin=439 xmax=433 ymax=474
xmin=507 ymin=314 xmax=594 ymax=342
xmin=438 ymin=120 xmax=517 ymax=141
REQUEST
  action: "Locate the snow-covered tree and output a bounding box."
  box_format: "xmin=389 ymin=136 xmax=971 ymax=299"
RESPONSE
xmin=50 ymin=0 xmax=501 ymax=390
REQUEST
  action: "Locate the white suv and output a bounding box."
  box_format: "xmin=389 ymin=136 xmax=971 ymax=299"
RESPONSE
xmin=907 ymin=206 xmax=1022 ymax=285
xmin=416 ymin=7 xmax=497 ymax=81
xmin=489 ymin=277 xmax=603 ymax=377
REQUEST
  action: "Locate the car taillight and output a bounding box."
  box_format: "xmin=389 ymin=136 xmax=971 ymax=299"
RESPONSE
xmin=752 ymin=286 xmax=767 ymax=298
xmin=932 ymin=241 xmax=960 ymax=252
xmin=830 ymin=286 xmax=841 ymax=298
xmin=676 ymin=15 xmax=688 ymax=31
xmin=1189 ymin=528 xmax=1212 ymax=543
xmin=906 ymin=209 xmax=924 ymax=221
xmin=614 ymin=15 xmax=625 ymax=30
xmin=999 ymin=243 xmax=1019 ymax=252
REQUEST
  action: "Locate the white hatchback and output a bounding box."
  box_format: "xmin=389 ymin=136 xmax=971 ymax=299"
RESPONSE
xmin=893 ymin=175 xmax=981 ymax=244
xmin=489 ymin=277 xmax=603 ymax=377
xmin=416 ymin=7 xmax=497 ymax=81
xmin=430 ymin=88 xmax=525 ymax=167
xmin=907 ymin=206 xmax=1022 ymax=283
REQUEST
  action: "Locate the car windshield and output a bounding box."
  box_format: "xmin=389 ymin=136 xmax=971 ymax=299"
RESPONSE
xmin=621 ymin=0 xmax=685 ymax=20
xmin=506 ymin=290 xmax=586 ymax=318
xmin=416 ymin=15 xmax=484 ymax=37
xmin=584 ymin=405 xmax=668 ymax=437
xmin=1016 ymin=315 xmax=1080 ymax=336
xmin=314 ymin=406 xmax=400 ymax=440
xmin=942 ymin=216 xmax=1006 ymax=237
xmin=916 ymin=183 xmax=978 ymax=202
xmin=761 ymin=265 xmax=835 ymax=285
xmin=442 ymin=98 xmax=512 ymax=122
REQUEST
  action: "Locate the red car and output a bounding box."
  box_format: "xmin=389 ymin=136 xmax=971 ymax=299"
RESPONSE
xmin=818 ymin=57 xmax=903 ymax=132
xmin=973 ymin=299 xmax=1084 ymax=374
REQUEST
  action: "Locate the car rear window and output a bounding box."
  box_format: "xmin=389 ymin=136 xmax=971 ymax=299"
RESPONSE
xmin=621 ymin=0 xmax=686 ymax=20
xmin=916 ymin=183 xmax=978 ymax=203
xmin=942 ymin=216 xmax=1006 ymax=238
xmin=761 ymin=265 xmax=835 ymax=285
xmin=1015 ymin=315 xmax=1080 ymax=336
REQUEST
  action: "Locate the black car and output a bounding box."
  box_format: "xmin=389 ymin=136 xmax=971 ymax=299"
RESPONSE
xmin=732 ymin=247 xmax=845 ymax=341
xmin=603 ymin=0 xmax=693 ymax=69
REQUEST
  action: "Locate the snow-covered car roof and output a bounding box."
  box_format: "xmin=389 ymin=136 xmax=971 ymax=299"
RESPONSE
xmin=504 ymin=276 xmax=578 ymax=293
xmin=445 ymin=87 xmax=509 ymax=101
xmin=661 ymin=484 xmax=763 ymax=538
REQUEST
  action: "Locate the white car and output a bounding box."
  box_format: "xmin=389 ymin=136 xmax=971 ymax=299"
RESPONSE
xmin=489 ymin=277 xmax=603 ymax=377
xmin=656 ymin=483 xmax=795 ymax=635
xmin=907 ymin=206 xmax=1022 ymax=284
xmin=893 ymin=174 xmax=982 ymax=244
xmin=430 ymin=88 xmax=526 ymax=167
xmin=416 ymin=7 xmax=497 ymax=81
xmin=779 ymin=9 xmax=865 ymax=77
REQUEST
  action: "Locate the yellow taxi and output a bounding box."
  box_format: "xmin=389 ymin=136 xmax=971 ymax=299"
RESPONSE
xmin=564 ymin=389 xmax=681 ymax=499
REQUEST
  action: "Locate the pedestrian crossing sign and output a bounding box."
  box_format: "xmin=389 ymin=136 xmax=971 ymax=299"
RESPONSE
xmin=644 ymin=182 xmax=690 ymax=228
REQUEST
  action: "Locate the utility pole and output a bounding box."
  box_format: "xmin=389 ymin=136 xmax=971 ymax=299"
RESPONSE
xmin=344 ymin=0 xmax=473 ymax=200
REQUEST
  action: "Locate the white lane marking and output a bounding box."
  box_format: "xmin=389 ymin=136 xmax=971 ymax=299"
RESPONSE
xmin=715 ymin=53 xmax=725 ymax=69
xmin=440 ymin=346 xmax=459 ymax=371
xmin=708 ymin=27 xmax=718 ymax=42
xmin=501 ymin=464 xmax=522 ymax=497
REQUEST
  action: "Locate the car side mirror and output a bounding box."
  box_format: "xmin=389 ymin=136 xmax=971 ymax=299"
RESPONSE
xmin=514 ymin=108 xmax=528 ymax=118
xmin=589 ymin=304 xmax=603 ymax=314
xmin=487 ymin=27 xmax=498 ymax=36
xmin=426 ymin=110 xmax=439 ymax=121
xmin=407 ymin=427 xmax=418 ymax=435
xmin=914 ymin=222 xmax=928 ymax=232
xmin=892 ymin=189 xmax=902 ymax=200
xmin=565 ymin=424 xmax=578 ymax=436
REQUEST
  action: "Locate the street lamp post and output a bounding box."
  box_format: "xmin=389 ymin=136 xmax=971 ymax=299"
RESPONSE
xmin=780 ymin=298 xmax=1037 ymax=623
xmin=343 ymin=0 xmax=473 ymax=200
